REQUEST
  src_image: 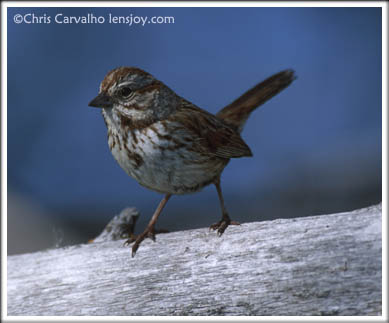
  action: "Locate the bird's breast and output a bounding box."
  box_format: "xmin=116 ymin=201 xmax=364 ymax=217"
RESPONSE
xmin=106 ymin=120 xmax=228 ymax=194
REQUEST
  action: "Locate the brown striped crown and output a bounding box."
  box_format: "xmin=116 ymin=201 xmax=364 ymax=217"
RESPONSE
xmin=100 ymin=67 xmax=155 ymax=94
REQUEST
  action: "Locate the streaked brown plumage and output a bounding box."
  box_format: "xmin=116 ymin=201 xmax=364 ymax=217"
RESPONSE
xmin=89 ymin=67 xmax=296 ymax=256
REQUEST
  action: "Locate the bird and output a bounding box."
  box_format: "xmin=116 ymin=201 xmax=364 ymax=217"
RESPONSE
xmin=89 ymin=67 xmax=296 ymax=256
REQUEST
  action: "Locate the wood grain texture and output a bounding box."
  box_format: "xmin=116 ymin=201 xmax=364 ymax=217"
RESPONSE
xmin=7 ymin=204 xmax=382 ymax=316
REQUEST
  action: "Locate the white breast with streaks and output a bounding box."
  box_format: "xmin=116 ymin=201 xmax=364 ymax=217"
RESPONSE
xmin=103 ymin=109 xmax=227 ymax=194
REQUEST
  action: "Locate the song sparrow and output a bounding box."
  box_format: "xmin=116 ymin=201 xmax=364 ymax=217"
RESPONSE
xmin=89 ymin=67 xmax=296 ymax=256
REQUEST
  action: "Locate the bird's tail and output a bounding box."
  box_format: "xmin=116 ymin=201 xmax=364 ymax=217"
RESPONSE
xmin=216 ymin=69 xmax=296 ymax=133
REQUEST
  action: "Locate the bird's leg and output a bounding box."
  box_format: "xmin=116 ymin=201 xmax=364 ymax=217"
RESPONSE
xmin=210 ymin=178 xmax=240 ymax=236
xmin=125 ymin=193 xmax=172 ymax=257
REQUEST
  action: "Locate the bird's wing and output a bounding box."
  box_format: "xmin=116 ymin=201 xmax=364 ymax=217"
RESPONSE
xmin=167 ymin=99 xmax=252 ymax=159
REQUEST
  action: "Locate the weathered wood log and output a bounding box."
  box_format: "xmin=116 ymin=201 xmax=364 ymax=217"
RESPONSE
xmin=7 ymin=204 xmax=382 ymax=316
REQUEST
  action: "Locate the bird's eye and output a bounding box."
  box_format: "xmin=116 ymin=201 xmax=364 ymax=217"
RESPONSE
xmin=119 ymin=87 xmax=132 ymax=98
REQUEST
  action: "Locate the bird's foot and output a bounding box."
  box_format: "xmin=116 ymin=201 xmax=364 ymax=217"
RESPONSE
xmin=123 ymin=227 xmax=154 ymax=257
xmin=210 ymin=218 xmax=240 ymax=236
xmin=123 ymin=230 xmax=154 ymax=245
xmin=123 ymin=227 xmax=169 ymax=257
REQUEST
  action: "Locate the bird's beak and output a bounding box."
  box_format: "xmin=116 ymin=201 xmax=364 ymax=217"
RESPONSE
xmin=88 ymin=93 xmax=113 ymax=108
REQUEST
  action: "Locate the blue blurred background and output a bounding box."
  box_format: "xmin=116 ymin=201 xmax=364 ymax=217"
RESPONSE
xmin=7 ymin=7 xmax=382 ymax=254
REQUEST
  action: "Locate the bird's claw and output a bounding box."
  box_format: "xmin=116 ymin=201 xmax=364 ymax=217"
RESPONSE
xmin=210 ymin=219 xmax=240 ymax=236
xmin=124 ymin=228 xmax=157 ymax=257
xmin=123 ymin=233 xmax=137 ymax=246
